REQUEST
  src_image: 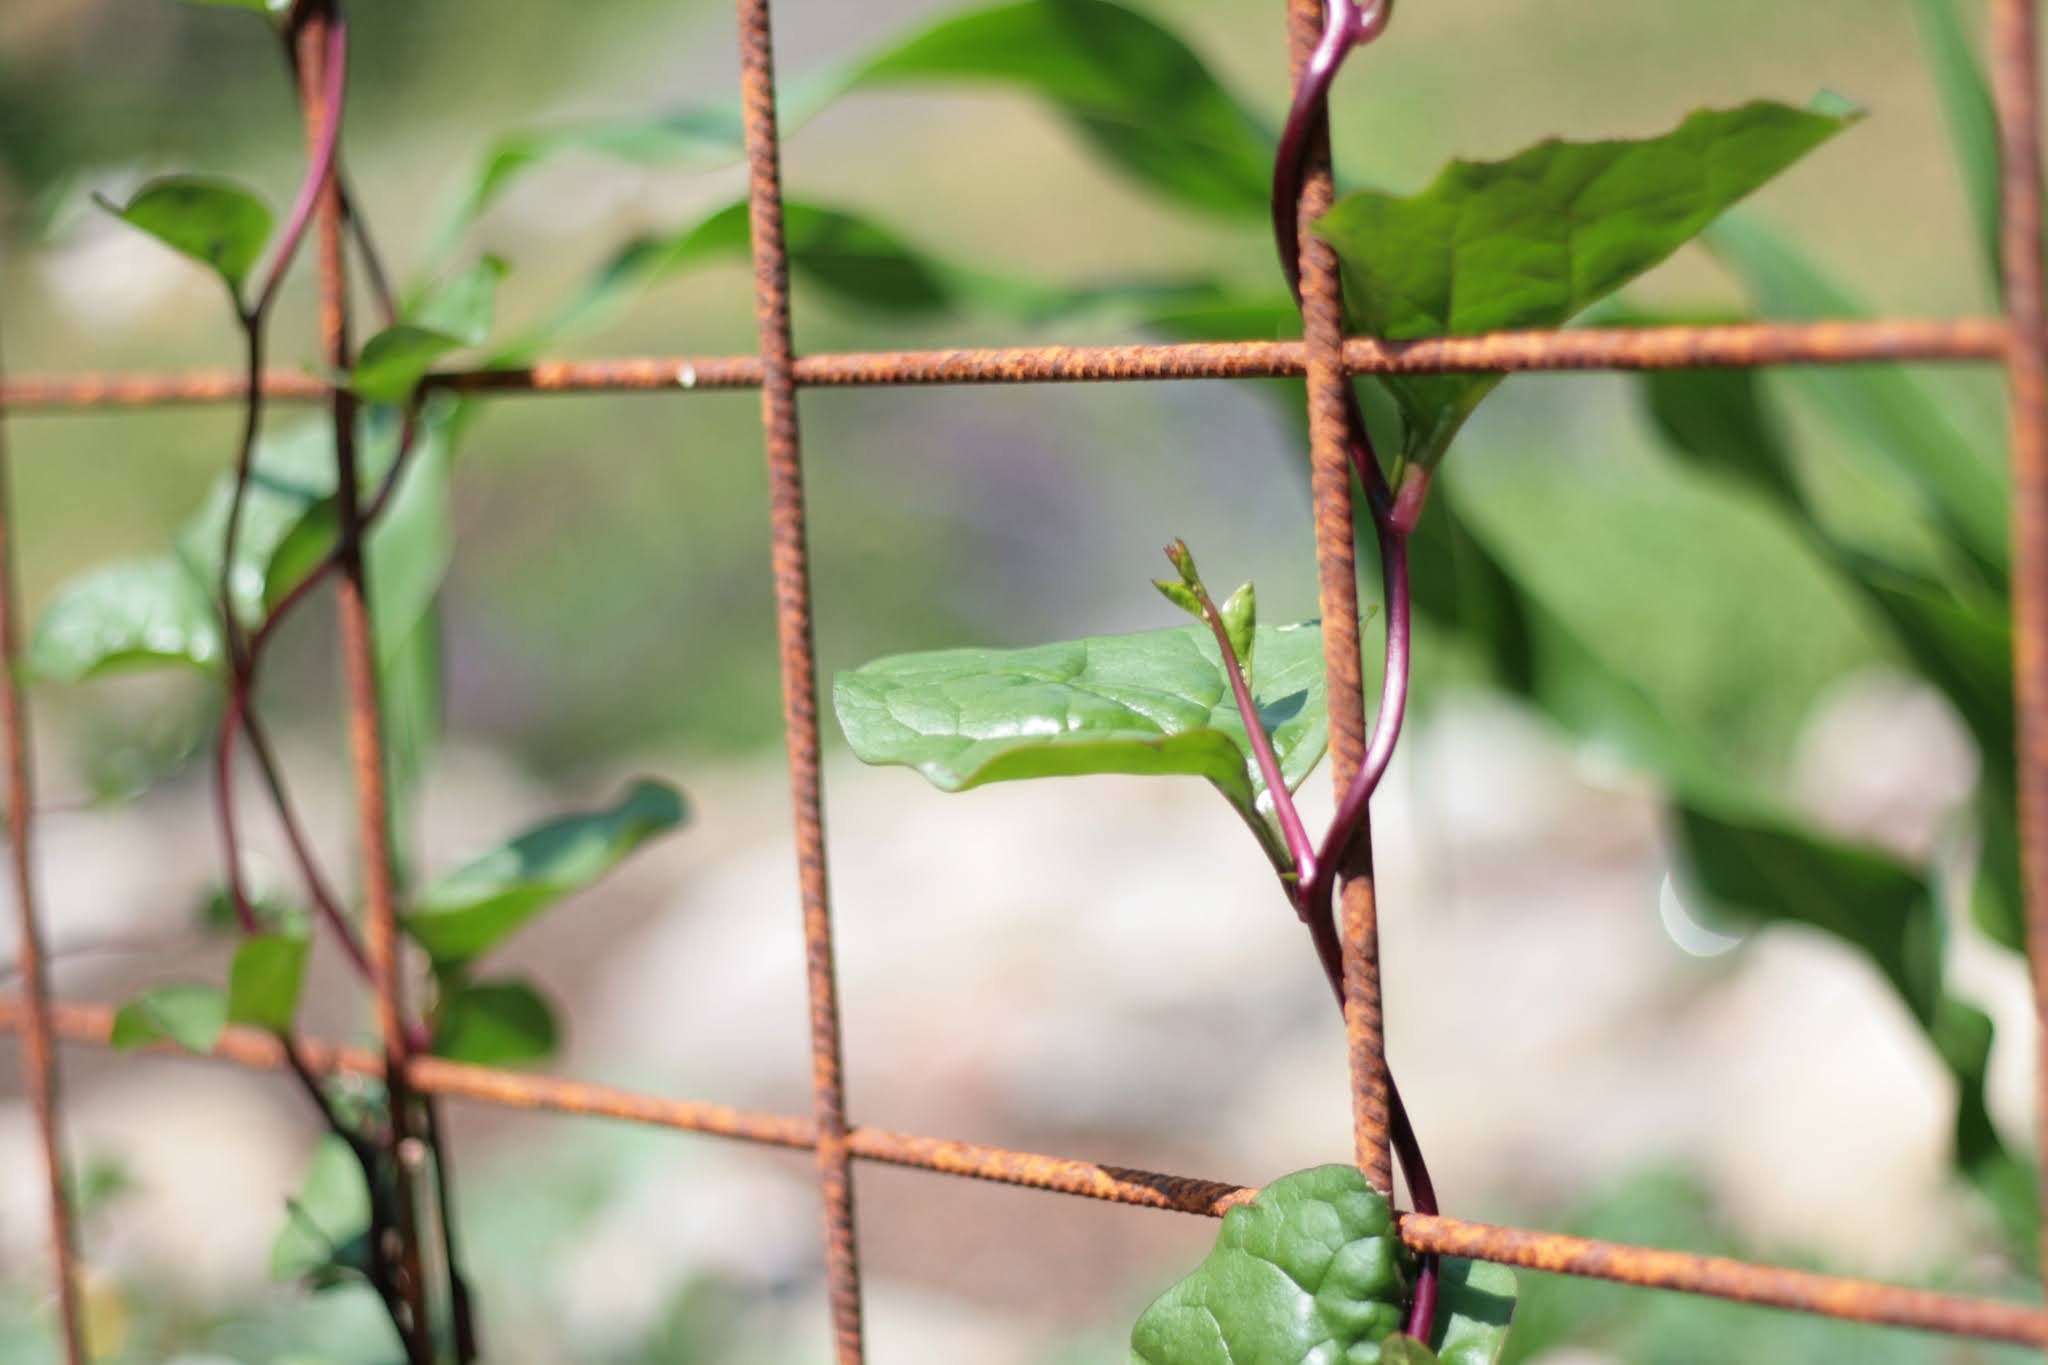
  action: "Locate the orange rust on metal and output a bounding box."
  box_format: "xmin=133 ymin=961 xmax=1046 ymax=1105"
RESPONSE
xmin=0 ymin=345 xmax=85 ymax=1364
xmin=1401 ymin=1215 xmax=2048 ymax=1346
xmin=1287 ymin=0 xmax=1391 ymax=1197
xmin=0 ymin=321 xmax=2015 ymax=411
xmin=295 ymin=8 xmax=430 ymax=1354
xmin=734 ymin=0 xmax=864 ymax=1357
xmin=15 ymin=995 xmax=2048 ymax=1350
xmin=1992 ymin=0 xmax=2048 ymax=1288
xmin=846 ymin=1128 xmax=1257 ymax=1217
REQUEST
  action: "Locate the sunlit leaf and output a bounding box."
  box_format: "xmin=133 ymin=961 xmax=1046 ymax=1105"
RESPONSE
xmin=1313 ymin=99 xmax=1857 ymax=469
xmin=1129 ymin=1166 xmax=1416 ymax=1365
xmin=836 ymin=617 xmax=1329 ymax=869
xmin=403 ymin=778 xmax=688 ymax=965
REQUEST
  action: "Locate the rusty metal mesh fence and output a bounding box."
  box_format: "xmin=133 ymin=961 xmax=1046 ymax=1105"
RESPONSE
xmin=1 ymin=0 xmax=2047 ymax=1360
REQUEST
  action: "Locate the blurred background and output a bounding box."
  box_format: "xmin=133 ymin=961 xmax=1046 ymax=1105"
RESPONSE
xmin=0 ymin=0 xmax=2040 ymax=1360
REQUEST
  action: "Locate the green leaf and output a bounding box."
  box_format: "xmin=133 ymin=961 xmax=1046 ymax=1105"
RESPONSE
xmin=834 ymin=617 xmax=1328 ymax=863
xmin=351 ymin=325 xmax=468 ymax=403
xmin=352 ymin=257 xmax=507 ymax=400
xmin=1910 ymin=0 xmax=2002 ymax=288
xmin=403 ymin=778 xmax=688 ymax=965
xmin=226 ymin=933 xmax=308 ymax=1034
xmin=101 ymin=175 xmax=273 ymax=298
xmin=1379 ymin=1340 xmax=1440 ymax=1365
xmin=432 ymin=977 xmax=560 ymax=1067
xmin=1219 ymin=583 xmax=1256 ymax=681
xmin=270 ymin=1135 xmax=372 ymax=1285
xmin=439 ymin=0 xmax=1265 ymax=253
xmin=1313 ymin=99 xmax=1857 ymax=468
xmin=410 ymin=255 xmax=506 ymax=346
xmin=1431 ymin=1258 xmax=1517 ymax=1365
xmin=852 ymin=0 xmax=1270 ymax=219
xmin=28 ymin=556 xmax=224 ymax=681
xmin=506 ymin=197 xmax=1210 ymax=360
xmin=1973 ymin=791 xmax=2025 ymax=952
xmin=1129 ymin=1165 xmax=1410 ymax=1365
xmin=1705 ymin=213 xmax=2010 ymax=573
xmin=109 ymin=985 xmax=226 ymax=1054
xmin=177 ymin=417 xmax=335 ymax=630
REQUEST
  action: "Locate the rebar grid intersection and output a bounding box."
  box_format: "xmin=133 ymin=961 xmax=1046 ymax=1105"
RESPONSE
xmin=0 ymin=0 xmax=2045 ymax=1361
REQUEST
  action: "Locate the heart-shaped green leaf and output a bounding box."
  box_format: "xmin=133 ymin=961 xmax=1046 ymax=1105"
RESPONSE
xmin=29 ymin=556 xmax=224 ymax=682
xmin=110 ymin=984 xmax=227 ymax=1054
xmin=432 ymin=976 xmax=560 ymax=1067
xmin=403 ymin=778 xmax=687 ymax=965
xmin=1129 ymin=1165 xmax=1409 ymax=1365
xmin=835 ymin=617 xmax=1327 ymax=865
xmin=1313 ymin=98 xmax=1857 ymax=470
xmin=227 ymin=933 xmax=309 ymax=1035
xmin=1430 ymin=1257 xmax=1517 ymax=1365
xmin=102 ymin=175 xmax=273 ymax=298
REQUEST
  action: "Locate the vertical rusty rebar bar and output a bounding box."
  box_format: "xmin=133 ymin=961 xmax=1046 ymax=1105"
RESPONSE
xmin=1285 ymin=0 xmax=1393 ymax=1194
xmin=0 ymin=341 xmax=86 ymax=1363
xmin=294 ymin=7 xmax=431 ymax=1357
xmin=1992 ymin=0 xmax=2048 ymax=1290
xmin=734 ymin=0 xmax=864 ymax=1358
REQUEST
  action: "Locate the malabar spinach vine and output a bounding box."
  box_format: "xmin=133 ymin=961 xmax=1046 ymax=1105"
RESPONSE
xmin=833 ymin=1 xmax=1854 ymax=1356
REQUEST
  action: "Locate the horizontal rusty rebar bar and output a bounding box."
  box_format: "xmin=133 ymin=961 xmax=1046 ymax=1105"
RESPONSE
xmin=0 ymin=319 xmax=2011 ymax=412
xmin=6 ymin=994 xmax=2043 ymax=1346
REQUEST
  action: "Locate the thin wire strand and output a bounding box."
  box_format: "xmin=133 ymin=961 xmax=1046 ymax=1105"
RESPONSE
xmin=0 ymin=320 xmax=2012 ymax=411
xmin=6 ymin=995 xmax=2045 ymax=1348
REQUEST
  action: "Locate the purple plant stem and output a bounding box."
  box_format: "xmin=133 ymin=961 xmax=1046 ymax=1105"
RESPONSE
xmin=1182 ymin=571 xmax=1319 ymax=885
xmin=251 ymin=13 xmax=349 ymax=321
xmin=1271 ymin=0 xmax=1436 ymax=1342
xmin=1307 ymin=515 xmax=1410 ymax=912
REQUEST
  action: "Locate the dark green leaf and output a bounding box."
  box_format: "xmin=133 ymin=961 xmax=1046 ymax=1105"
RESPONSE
xmin=404 ymin=778 xmax=688 ymax=965
xmin=101 ymin=175 xmax=273 ymax=297
xmin=270 ymin=1135 xmax=372 ymax=1284
xmin=1706 ymin=213 xmax=2010 ymax=572
xmin=432 ymin=976 xmax=560 ymax=1066
xmin=226 ymin=933 xmax=308 ymax=1034
xmin=110 ymin=985 xmax=226 ymax=1054
xmin=835 ymin=618 xmax=1328 ymax=868
xmin=28 ymin=556 xmax=223 ymax=681
xmin=853 ymin=0 xmax=1269 ymax=218
xmin=506 ymin=197 xmax=1212 ymax=360
xmin=1910 ymin=0 xmax=2002 ymax=288
xmin=1431 ymin=1258 xmax=1517 ymax=1365
xmin=1973 ymin=791 xmax=2025 ymax=952
xmin=1129 ymin=1166 xmax=1410 ymax=1365
xmin=1313 ymin=100 xmax=1857 ymax=468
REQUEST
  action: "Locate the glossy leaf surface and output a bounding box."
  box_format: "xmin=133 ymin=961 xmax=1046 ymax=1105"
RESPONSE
xmin=404 ymin=778 xmax=687 ymax=965
xmin=1313 ymin=100 xmax=1855 ymax=468
xmin=1128 ymin=1165 xmax=1408 ymax=1365
xmin=28 ymin=557 xmax=223 ymax=681
xmin=103 ymin=176 xmax=273 ymax=297
xmin=835 ymin=618 xmax=1328 ymax=846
